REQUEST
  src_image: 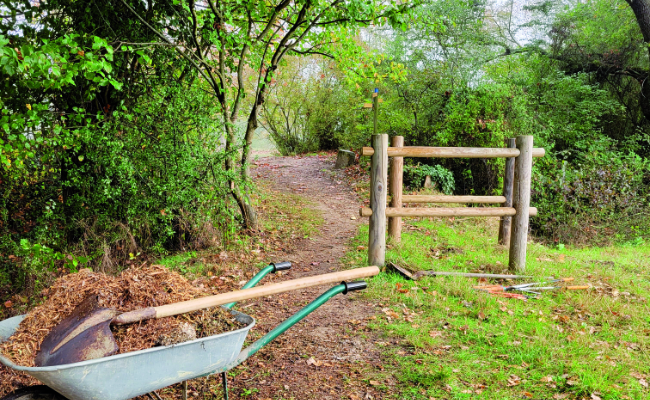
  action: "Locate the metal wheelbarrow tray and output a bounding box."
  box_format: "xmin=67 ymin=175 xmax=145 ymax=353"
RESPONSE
xmin=0 ymin=310 xmax=253 ymax=400
xmin=0 ymin=262 xmax=369 ymax=400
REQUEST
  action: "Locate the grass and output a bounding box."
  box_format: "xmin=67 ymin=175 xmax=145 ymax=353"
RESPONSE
xmin=345 ymin=216 xmax=650 ymax=400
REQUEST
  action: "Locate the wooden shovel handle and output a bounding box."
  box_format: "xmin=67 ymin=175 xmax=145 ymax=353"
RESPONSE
xmin=565 ymin=285 xmax=589 ymax=290
xmin=114 ymin=266 xmax=380 ymax=325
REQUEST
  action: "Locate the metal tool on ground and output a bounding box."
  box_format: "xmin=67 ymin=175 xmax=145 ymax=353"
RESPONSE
xmin=1 ymin=263 xmax=377 ymax=400
xmin=387 ymin=262 xmax=531 ymax=281
xmin=474 ymin=278 xmax=589 ymax=296
xmin=33 ymin=264 xmax=380 ymax=367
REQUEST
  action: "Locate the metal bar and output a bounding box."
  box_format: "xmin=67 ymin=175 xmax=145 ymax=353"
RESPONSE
xmin=148 ymin=391 xmax=163 ymax=400
xmin=361 ymin=146 xmax=545 ymax=158
xmin=221 ymin=372 xmax=229 ymax=400
xmin=373 ymin=89 xmax=378 ymax=136
xmin=226 ymin=284 xmax=347 ymax=369
xmin=223 ymin=264 xmax=276 ymax=309
xmin=360 ymin=207 xmax=538 ymax=218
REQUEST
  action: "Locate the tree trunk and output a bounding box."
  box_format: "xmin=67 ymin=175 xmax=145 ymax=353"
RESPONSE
xmin=626 ymin=0 xmax=650 ymax=120
xmin=224 ymin=107 xmax=258 ymax=230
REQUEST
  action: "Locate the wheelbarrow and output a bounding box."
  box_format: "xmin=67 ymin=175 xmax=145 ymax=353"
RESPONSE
xmin=0 ymin=263 xmax=374 ymax=400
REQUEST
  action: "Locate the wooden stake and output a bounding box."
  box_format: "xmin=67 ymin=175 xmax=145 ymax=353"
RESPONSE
xmin=368 ymin=134 xmax=388 ymax=266
xmin=388 ymin=136 xmax=404 ymax=242
xmin=499 ymin=138 xmax=516 ymax=245
xmin=509 ymin=136 xmax=534 ymax=272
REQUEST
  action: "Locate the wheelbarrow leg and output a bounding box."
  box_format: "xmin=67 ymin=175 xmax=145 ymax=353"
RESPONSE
xmin=182 ymin=381 xmax=187 ymax=400
xmin=147 ymin=391 xmax=163 ymax=400
xmin=221 ymin=372 xmax=229 ymax=400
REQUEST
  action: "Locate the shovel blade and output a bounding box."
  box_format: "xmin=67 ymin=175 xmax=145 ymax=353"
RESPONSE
xmin=35 ymin=295 xmax=119 ymax=367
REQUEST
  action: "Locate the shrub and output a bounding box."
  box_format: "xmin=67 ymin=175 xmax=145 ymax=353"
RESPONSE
xmin=403 ymin=164 xmax=455 ymax=194
xmin=531 ymin=153 xmax=650 ymax=244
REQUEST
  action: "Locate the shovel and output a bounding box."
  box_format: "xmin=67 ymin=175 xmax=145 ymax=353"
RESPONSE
xmin=34 ymin=266 xmax=380 ymax=367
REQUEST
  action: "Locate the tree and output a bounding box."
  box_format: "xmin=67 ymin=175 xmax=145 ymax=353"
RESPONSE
xmin=119 ymin=0 xmax=413 ymax=228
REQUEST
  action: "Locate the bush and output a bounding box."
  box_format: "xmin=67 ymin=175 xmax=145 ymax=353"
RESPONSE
xmin=403 ymin=164 xmax=455 ymax=194
xmin=0 ymin=76 xmax=236 ymax=296
xmin=532 ymin=153 xmax=650 ymax=244
xmin=261 ymin=58 xmax=364 ymax=154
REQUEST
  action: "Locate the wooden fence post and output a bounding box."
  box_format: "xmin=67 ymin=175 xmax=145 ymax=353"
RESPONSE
xmin=498 ymin=138 xmax=516 ymax=245
xmin=388 ymin=136 xmax=404 ymax=243
xmin=368 ymin=134 xmax=388 ymax=266
xmin=508 ymin=136 xmax=534 ymax=272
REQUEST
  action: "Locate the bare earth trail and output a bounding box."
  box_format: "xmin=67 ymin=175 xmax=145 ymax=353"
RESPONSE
xmin=228 ymin=155 xmax=391 ymax=400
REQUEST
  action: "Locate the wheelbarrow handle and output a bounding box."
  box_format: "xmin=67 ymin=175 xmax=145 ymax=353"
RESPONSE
xmin=228 ymin=280 xmax=369 ymax=370
xmin=224 ymin=262 xmax=292 ymax=309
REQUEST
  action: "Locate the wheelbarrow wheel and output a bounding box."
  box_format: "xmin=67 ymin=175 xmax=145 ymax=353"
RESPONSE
xmin=0 ymin=386 xmax=67 ymax=400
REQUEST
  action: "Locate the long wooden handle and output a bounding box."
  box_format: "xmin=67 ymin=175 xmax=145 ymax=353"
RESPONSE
xmin=565 ymin=285 xmax=589 ymax=290
xmin=113 ymin=266 xmax=380 ymax=324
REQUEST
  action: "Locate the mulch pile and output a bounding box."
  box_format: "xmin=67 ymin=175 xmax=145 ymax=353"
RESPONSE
xmin=0 ymin=264 xmax=247 ymax=396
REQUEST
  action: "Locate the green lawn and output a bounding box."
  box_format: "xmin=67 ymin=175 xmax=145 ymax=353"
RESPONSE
xmin=346 ymin=216 xmax=650 ymax=400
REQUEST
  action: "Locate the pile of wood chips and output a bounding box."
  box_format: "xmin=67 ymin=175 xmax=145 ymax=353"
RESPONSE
xmin=0 ymin=264 xmax=247 ymax=369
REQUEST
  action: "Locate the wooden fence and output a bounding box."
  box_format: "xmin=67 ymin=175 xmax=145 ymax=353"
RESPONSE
xmin=360 ymin=134 xmax=545 ymax=272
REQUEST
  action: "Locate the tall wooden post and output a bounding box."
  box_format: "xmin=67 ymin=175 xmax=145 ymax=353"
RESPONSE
xmin=388 ymin=136 xmax=404 ymax=242
xmin=368 ymin=134 xmax=388 ymax=266
xmin=509 ymin=136 xmax=534 ymax=272
xmin=498 ymin=138 xmax=516 ymax=245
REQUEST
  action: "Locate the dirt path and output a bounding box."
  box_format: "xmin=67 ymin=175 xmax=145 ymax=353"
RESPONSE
xmin=226 ymin=155 xmax=388 ymax=400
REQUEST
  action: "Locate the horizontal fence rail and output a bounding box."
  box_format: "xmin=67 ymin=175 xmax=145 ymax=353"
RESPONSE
xmin=401 ymin=195 xmax=507 ymax=204
xmin=360 ymin=207 xmax=538 ymax=218
xmin=361 ymin=146 xmax=545 ymax=158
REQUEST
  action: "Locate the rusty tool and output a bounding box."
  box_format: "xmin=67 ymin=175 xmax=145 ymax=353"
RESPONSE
xmin=34 ymin=266 xmax=380 ymax=367
xmin=474 ymin=278 xmax=588 ymax=296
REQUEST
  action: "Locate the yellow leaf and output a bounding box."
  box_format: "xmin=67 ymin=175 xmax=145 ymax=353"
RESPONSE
xmin=26 ymin=104 xmax=31 ymax=110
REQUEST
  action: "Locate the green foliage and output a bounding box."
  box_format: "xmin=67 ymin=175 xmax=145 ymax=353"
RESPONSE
xmin=261 ymin=58 xmax=364 ymax=154
xmin=0 ymin=3 xmax=238 ymax=297
xmin=403 ymin=164 xmax=455 ymax=194
xmin=532 ymin=152 xmax=650 ymax=244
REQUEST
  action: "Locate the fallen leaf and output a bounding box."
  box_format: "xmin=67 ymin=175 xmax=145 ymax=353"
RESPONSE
xmin=369 ymin=380 xmax=381 ymax=386
xmin=478 ymin=311 xmax=486 ymax=320
xmin=553 ymin=394 xmax=569 ymax=399
xmin=541 ymin=376 xmax=553 ymax=383
xmin=506 ymin=375 xmax=520 ymax=386
xmin=3 ymin=300 xmax=11 ymax=308
xmin=566 ymin=377 xmax=579 ymax=386
xmin=640 ymin=378 xmax=648 ymax=388
xmin=306 ymin=357 xmax=322 ymax=367
xmin=523 ymin=392 xmax=533 ymax=398
xmin=429 ymin=331 xmax=443 ymax=338
xmin=591 ymin=394 xmax=602 ymax=400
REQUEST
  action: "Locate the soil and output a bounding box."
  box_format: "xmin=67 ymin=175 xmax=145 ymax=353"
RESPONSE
xmin=215 ymin=155 xmax=389 ymax=400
